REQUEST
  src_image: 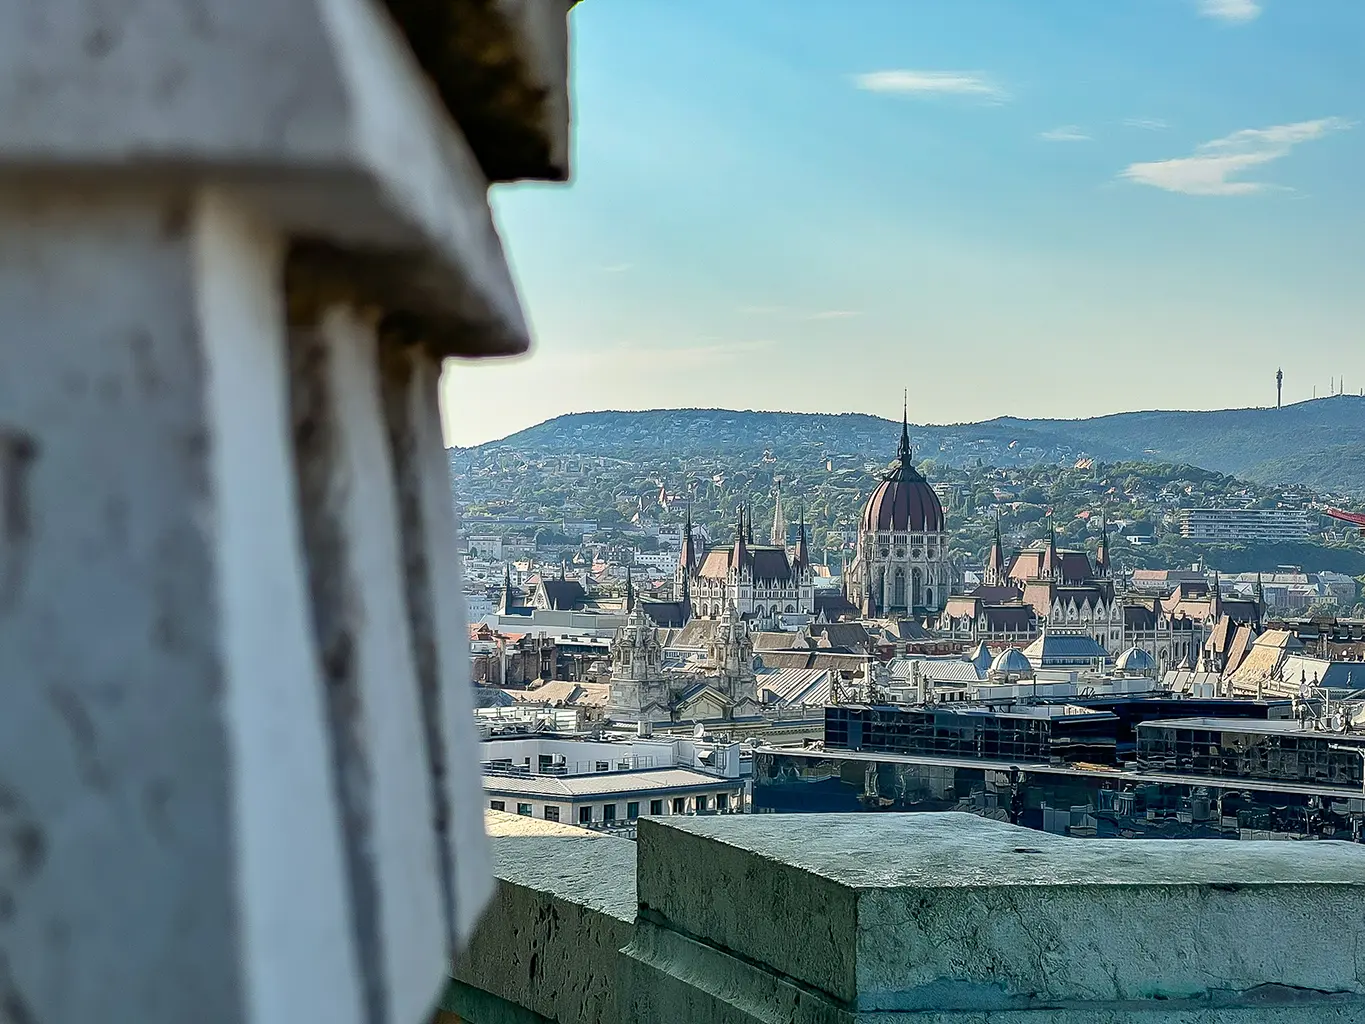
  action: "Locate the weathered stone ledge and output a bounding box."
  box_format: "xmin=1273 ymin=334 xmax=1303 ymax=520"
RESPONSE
xmin=455 ymin=812 xmax=1365 ymax=1024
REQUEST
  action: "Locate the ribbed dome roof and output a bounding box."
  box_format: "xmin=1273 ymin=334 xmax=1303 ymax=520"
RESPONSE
xmin=1115 ymin=645 xmax=1156 ymax=673
xmin=861 ymin=405 xmax=944 ymax=533
xmin=989 ymin=647 xmax=1034 ymax=676
xmin=862 ymin=464 xmax=945 ymax=533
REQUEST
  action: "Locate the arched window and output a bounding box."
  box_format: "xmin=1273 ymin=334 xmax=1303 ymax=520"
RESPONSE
xmin=925 ymin=587 xmax=934 ymax=608
xmin=911 ymin=567 xmax=922 ymax=608
xmin=893 ymin=568 xmax=906 ymax=607
xmin=785 ymin=604 xmax=795 ymax=613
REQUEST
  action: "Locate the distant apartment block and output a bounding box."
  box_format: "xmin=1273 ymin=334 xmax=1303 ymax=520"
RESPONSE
xmin=1177 ymin=508 xmax=1316 ymax=543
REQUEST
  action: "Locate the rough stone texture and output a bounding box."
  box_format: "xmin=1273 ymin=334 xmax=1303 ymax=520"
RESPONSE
xmin=0 ymin=0 xmax=558 ymax=357
xmin=452 ymin=824 xmax=635 ymax=1024
xmin=380 ymin=0 xmax=576 ymax=181
xmin=379 ymin=336 xmax=494 ymax=949
xmin=635 ymin=814 xmax=1365 ymax=1017
xmin=0 ymin=184 xmax=364 ymax=1024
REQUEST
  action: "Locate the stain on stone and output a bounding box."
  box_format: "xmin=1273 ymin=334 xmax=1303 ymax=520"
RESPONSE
xmin=161 ymin=201 xmax=189 ymax=239
xmin=143 ymin=778 xmax=175 ymax=846
xmin=0 ymin=953 xmax=34 ymax=1024
xmin=48 ymin=685 xmax=111 ymax=791
xmin=83 ymin=26 xmax=115 ymax=58
xmin=0 ymin=429 xmax=38 ymax=612
xmin=128 ymin=330 xmax=164 ymax=398
xmin=0 ymin=783 xmax=46 ymax=882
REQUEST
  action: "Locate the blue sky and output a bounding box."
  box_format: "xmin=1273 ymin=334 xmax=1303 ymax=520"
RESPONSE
xmin=442 ymin=0 xmax=1363 ymax=447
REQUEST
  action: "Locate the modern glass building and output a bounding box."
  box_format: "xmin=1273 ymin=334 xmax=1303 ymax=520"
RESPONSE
xmin=1136 ymin=717 xmax=1365 ymax=790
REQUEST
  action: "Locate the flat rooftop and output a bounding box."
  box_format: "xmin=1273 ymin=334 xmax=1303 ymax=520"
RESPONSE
xmin=1139 ymin=717 xmax=1365 ymax=741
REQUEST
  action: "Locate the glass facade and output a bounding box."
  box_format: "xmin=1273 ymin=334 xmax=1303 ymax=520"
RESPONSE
xmin=825 ymin=705 xmax=1117 ymax=765
xmin=1137 ymin=722 xmax=1365 ymax=789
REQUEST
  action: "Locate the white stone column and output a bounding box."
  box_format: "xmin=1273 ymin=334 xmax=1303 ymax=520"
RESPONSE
xmin=0 ymin=1 xmax=576 ymax=1022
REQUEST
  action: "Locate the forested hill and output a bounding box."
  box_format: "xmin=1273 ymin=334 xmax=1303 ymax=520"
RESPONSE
xmin=465 ymin=396 xmax=1365 ymax=494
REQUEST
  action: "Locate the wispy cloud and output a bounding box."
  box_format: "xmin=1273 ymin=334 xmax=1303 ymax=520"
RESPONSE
xmin=1120 ymin=117 xmax=1350 ymax=196
xmin=1196 ymin=0 xmax=1262 ymax=23
xmin=601 ymin=262 xmax=633 ymax=273
xmin=741 ymin=306 xmax=861 ymax=321
xmin=1124 ymin=117 xmax=1169 ymax=131
xmin=854 ymin=70 xmax=1007 ymax=102
xmin=1038 ymin=125 xmax=1091 ymax=142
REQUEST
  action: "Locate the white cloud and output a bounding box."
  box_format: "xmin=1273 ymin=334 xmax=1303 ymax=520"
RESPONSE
xmin=601 ymin=262 xmax=633 ymax=273
xmin=1124 ymin=117 xmax=1169 ymax=131
xmin=1197 ymin=0 xmax=1262 ymax=23
xmin=1119 ymin=117 xmax=1350 ymax=196
xmin=1039 ymin=125 xmax=1091 ymax=142
xmin=741 ymin=306 xmax=861 ymax=321
xmin=854 ymin=70 xmax=1007 ymax=102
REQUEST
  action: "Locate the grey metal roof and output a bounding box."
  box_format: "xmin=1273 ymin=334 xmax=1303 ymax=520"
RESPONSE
xmin=1021 ymin=630 xmax=1108 ymax=666
xmin=756 ymin=667 xmax=833 ymax=706
xmin=888 ymin=657 xmax=984 ymax=683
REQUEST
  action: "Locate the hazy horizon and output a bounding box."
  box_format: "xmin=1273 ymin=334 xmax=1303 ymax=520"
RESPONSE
xmin=442 ymin=0 xmax=1365 ymax=448
xmin=453 ymin=393 xmax=1363 ymax=450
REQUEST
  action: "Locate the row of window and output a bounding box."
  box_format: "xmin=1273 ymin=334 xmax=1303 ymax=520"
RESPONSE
xmin=489 ymin=792 xmax=734 ymax=822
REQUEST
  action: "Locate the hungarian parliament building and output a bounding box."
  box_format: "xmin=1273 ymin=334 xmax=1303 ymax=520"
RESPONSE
xmin=661 ymin=409 xmax=1259 ymax=671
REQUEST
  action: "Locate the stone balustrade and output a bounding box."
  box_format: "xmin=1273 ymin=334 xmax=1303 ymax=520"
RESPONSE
xmin=0 ymin=3 xmax=576 ymax=1023
xmin=453 ymin=811 xmax=1365 ymax=1023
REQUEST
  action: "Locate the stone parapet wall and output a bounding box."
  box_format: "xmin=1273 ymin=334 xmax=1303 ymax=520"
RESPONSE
xmin=456 ymin=811 xmax=1365 ymax=1024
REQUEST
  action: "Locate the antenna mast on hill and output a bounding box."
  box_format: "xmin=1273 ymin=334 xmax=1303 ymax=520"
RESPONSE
xmin=1276 ymin=367 xmax=1283 ymax=410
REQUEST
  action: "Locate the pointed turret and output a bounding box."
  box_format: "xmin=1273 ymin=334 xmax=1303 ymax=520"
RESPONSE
xmin=792 ymin=499 xmax=810 ymax=570
xmin=1095 ymin=511 xmax=1111 ymax=578
xmin=732 ymin=505 xmax=748 ymax=576
xmin=897 ymin=388 xmax=912 ymax=470
xmin=985 ymin=511 xmax=1006 ymax=586
xmin=625 ymin=565 xmax=635 ymax=612
xmin=746 ymin=499 xmax=755 ymax=545
xmin=499 ymin=562 xmax=514 ymax=614
xmin=677 ymin=499 xmax=697 ymax=579
xmin=1042 ymin=519 xmax=1060 ymax=581
xmin=770 ymin=479 xmax=787 ymax=546
xmin=1210 ymin=570 xmax=1222 ymax=622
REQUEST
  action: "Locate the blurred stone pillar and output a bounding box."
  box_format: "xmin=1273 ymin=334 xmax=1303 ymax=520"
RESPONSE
xmin=0 ymin=2 xmax=576 ymax=1023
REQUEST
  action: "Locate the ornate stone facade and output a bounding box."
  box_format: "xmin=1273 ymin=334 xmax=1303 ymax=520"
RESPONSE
xmin=607 ymin=603 xmax=761 ymax=726
xmin=681 ymin=507 xmax=814 ymax=629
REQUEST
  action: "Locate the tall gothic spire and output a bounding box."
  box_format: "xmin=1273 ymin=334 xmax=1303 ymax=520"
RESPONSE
xmin=679 ymin=498 xmax=697 ymax=576
xmin=746 ymin=498 xmax=755 ymax=544
xmin=733 ymin=504 xmax=748 ymax=572
xmin=792 ymin=497 xmax=810 ymax=570
xmin=770 ymin=479 xmax=787 ymax=547
xmin=1095 ymin=511 xmax=1111 ymax=577
xmin=897 ymin=388 xmax=911 ymax=465
xmin=625 ymin=565 xmax=635 ymax=612
xmin=986 ymin=510 xmax=1006 ymax=586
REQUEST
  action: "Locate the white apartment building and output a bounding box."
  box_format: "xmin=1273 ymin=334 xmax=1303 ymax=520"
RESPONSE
xmin=1177 ymin=508 xmax=1316 ymax=543
xmin=480 ymin=734 xmax=748 ymax=827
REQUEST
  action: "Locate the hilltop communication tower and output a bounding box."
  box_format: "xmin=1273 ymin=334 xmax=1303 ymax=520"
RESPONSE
xmin=1276 ymin=367 xmax=1283 ymax=409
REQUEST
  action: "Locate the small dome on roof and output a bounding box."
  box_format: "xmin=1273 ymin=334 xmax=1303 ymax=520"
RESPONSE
xmin=1115 ymin=646 xmax=1156 ymax=674
xmin=989 ymin=647 xmax=1034 ymax=678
